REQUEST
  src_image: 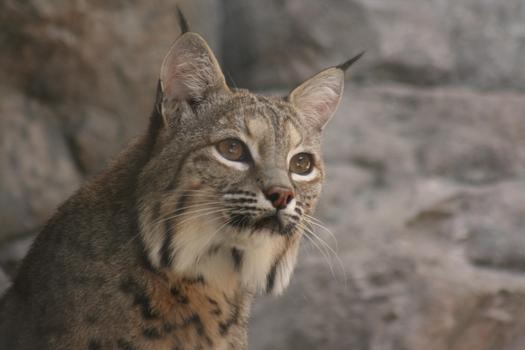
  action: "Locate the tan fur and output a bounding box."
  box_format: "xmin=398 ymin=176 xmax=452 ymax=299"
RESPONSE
xmin=0 ymin=27 xmax=356 ymax=349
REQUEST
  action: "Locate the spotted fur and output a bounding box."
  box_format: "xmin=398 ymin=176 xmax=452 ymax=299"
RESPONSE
xmin=0 ymin=20 xmax=361 ymax=350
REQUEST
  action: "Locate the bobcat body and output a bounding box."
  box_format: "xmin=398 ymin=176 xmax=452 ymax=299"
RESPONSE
xmin=0 ymin=22 xmax=361 ymax=349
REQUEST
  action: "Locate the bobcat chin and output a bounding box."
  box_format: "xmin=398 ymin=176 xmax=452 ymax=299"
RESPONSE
xmin=0 ymin=12 xmax=362 ymax=350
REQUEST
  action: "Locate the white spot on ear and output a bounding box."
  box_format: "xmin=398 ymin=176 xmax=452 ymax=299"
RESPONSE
xmin=211 ymin=147 xmax=249 ymax=171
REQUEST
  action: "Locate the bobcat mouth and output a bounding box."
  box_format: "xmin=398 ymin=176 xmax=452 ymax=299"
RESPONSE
xmin=229 ymin=213 xmax=295 ymax=235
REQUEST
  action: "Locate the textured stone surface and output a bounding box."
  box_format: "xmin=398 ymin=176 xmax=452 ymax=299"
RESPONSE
xmin=0 ymin=87 xmax=81 ymax=241
xmin=223 ymin=0 xmax=525 ymax=90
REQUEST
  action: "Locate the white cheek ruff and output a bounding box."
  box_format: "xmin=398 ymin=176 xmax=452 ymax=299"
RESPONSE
xmin=211 ymin=147 xmax=249 ymax=171
xmin=291 ymin=168 xmax=319 ymax=182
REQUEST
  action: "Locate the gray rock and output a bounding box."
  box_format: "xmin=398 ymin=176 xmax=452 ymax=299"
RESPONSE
xmin=467 ymin=226 xmax=525 ymax=272
xmin=222 ymin=0 xmax=525 ymax=90
xmin=66 ymin=106 xmax=124 ymax=175
xmin=325 ymin=85 xmax=525 ymax=186
xmin=222 ymin=0 xmax=374 ymax=89
xmin=0 ymin=235 xmax=34 ymax=279
xmin=0 ymin=88 xmax=81 ymax=241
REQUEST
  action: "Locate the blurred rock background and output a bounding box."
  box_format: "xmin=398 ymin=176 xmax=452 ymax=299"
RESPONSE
xmin=1 ymin=0 xmax=525 ymax=349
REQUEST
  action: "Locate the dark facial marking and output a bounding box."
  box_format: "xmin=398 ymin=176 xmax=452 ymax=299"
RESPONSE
xmin=139 ymin=244 xmax=157 ymax=272
xmin=193 ymin=155 xmax=211 ymax=163
xmin=225 ymin=190 xmax=256 ymax=197
xmin=152 ymin=200 xmax=162 ymax=220
xmin=253 ymin=216 xmax=283 ymax=235
xmin=225 ymin=197 xmax=257 ymax=204
xmin=230 ymin=205 xmax=260 ymax=211
xmin=231 ymin=248 xmax=243 ymax=271
xmin=266 ymin=262 xmax=278 ymax=294
xmin=229 ymin=214 xmax=252 ymax=230
xmin=165 ymin=151 xmax=193 ymax=191
xmin=160 ymin=218 xmax=175 ymax=267
xmin=207 ymin=245 xmax=221 ymax=256
xmin=161 ymin=190 xmax=195 ymax=267
xmin=285 ymin=214 xmax=300 ymax=222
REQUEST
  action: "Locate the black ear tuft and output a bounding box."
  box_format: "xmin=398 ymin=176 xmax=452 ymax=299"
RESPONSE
xmin=148 ymin=80 xmax=164 ymax=138
xmin=337 ymin=51 xmax=365 ymax=72
xmin=176 ymin=6 xmax=190 ymax=34
xmin=153 ymin=79 xmax=163 ymax=116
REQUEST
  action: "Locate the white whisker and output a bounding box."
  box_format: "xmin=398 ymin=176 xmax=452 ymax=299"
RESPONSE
xmin=150 ymin=206 xmax=225 ymax=229
xmin=296 ymin=221 xmax=347 ymax=285
xmin=303 ymin=214 xmax=339 ymax=250
xmin=300 ymin=226 xmax=336 ymax=278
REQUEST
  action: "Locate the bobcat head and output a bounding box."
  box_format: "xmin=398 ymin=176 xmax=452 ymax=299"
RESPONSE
xmin=137 ymin=29 xmax=362 ymax=296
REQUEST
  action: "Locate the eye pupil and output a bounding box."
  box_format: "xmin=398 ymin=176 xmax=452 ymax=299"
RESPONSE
xmin=229 ymin=142 xmax=238 ymax=153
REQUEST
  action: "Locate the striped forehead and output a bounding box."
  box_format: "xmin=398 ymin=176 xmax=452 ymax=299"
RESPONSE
xmin=242 ymin=97 xmax=302 ymax=149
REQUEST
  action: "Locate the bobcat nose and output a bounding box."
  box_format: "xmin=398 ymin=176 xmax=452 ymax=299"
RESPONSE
xmin=264 ymin=186 xmax=294 ymax=210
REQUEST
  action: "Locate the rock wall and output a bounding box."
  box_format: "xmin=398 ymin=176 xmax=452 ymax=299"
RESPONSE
xmin=1 ymin=1 xmax=525 ymax=349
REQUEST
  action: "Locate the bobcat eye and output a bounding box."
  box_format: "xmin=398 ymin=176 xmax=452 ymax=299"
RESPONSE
xmin=290 ymin=153 xmax=314 ymax=175
xmin=216 ymin=138 xmax=249 ymax=162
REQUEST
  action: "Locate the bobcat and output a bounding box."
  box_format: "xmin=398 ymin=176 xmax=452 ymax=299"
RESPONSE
xmin=0 ymin=12 xmax=362 ymax=350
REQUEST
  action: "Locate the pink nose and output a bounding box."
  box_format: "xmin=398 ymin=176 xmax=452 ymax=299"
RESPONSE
xmin=264 ymin=186 xmax=294 ymax=210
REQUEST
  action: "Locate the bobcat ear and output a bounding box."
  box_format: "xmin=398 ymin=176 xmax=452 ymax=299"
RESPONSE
xmin=160 ymin=33 xmax=229 ymax=105
xmin=288 ymin=68 xmax=344 ymax=131
xmin=289 ymin=52 xmax=364 ymax=131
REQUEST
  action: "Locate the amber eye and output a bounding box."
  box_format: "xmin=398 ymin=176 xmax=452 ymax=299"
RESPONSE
xmin=216 ymin=138 xmax=248 ymax=162
xmin=290 ymin=153 xmax=314 ymax=175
